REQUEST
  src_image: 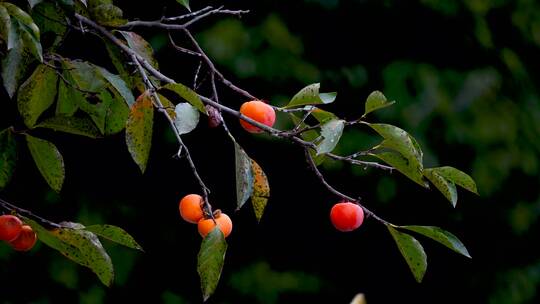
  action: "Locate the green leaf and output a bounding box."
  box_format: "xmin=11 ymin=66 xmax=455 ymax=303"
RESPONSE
xmin=118 ymin=31 xmax=159 ymax=69
xmin=287 ymin=83 xmax=337 ymax=107
xmin=3 ymin=3 xmax=42 ymax=61
xmin=424 ymin=168 xmax=458 ymax=206
xmin=431 ymin=166 xmax=478 ymax=195
xmin=387 ymin=225 xmax=427 ymax=283
xmin=125 ymin=92 xmax=154 ymax=173
xmin=235 ymin=143 xmax=254 ymax=211
xmin=368 ymin=123 xmax=423 ymax=166
xmin=371 ymin=151 xmax=426 ymax=187
xmin=26 ymin=134 xmax=64 ymax=192
xmin=32 ymin=1 xmax=67 ymax=41
xmin=103 ymin=39 xmax=133 ymax=89
xmin=363 ymin=90 xmax=395 ymax=117
xmin=97 ymin=66 xmax=135 ymax=107
xmin=176 ymin=0 xmax=191 ymax=11
xmin=0 ymin=3 xmax=43 ymax=97
xmin=173 ymin=103 xmax=199 ymax=135
xmin=251 ymin=160 xmax=270 ymax=222
xmin=0 ymin=128 xmax=17 ymax=189
xmin=104 ymin=90 xmax=129 ymax=135
xmin=24 ymin=218 xmax=88 ymax=267
xmin=198 ymin=228 xmax=227 ymax=301
xmin=311 ymin=107 xmax=338 ymax=123
xmin=0 ymin=6 xmax=11 ymax=47
xmin=1 ymin=37 xmax=34 ymax=98
xmin=36 ymin=116 xmax=101 ymax=138
xmin=400 ymin=225 xmax=471 ymax=258
xmin=78 ymin=90 xmax=111 ymax=134
xmin=317 ymin=119 xmax=345 ymax=155
xmin=85 ymin=224 xmax=143 ymax=251
xmin=160 ymin=83 xmax=207 ymax=114
xmin=157 ymin=93 xmax=176 ymax=119
xmin=66 ymin=60 xmax=106 ymax=92
xmin=28 ymin=0 xmax=44 ymax=9
xmin=90 ymin=3 xmax=126 ymax=27
xmin=289 ymin=113 xmax=325 ymax=165
xmin=52 ymin=222 xmax=114 ymax=286
xmin=17 ymin=64 xmax=58 ymax=127
xmin=56 ymin=62 xmax=84 ymax=116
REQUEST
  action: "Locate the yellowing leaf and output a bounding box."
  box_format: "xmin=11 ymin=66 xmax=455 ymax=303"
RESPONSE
xmin=251 ymin=160 xmax=270 ymax=222
xmin=126 ymin=92 xmax=154 ymax=173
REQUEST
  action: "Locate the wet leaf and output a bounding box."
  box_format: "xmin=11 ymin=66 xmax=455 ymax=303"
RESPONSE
xmin=317 ymin=119 xmax=345 ymax=155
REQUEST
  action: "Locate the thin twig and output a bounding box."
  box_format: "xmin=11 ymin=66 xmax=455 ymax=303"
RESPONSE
xmin=0 ymin=198 xmax=62 ymax=229
xmin=163 ymin=6 xmax=214 ymax=22
xmin=303 ymin=149 xmax=389 ymax=225
xmin=182 ymin=29 xmax=257 ymax=100
xmin=130 ymin=54 xmax=214 ymax=220
xmin=119 ymin=7 xmax=250 ymax=31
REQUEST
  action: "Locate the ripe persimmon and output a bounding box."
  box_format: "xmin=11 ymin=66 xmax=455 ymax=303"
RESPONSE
xmin=239 ymin=100 xmax=276 ymax=133
xmin=330 ymin=202 xmax=364 ymax=232
xmin=0 ymin=214 xmax=23 ymax=242
xmin=179 ymin=194 xmax=205 ymax=224
xmin=198 ymin=212 xmax=232 ymax=238
xmin=9 ymin=225 xmax=37 ymax=251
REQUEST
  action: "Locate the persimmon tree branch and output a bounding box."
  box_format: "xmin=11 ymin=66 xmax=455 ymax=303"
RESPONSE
xmin=129 ymin=53 xmax=215 ymax=219
xmin=118 ymin=6 xmax=250 ymax=31
xmin=0 ymin=198 xmax=62 ymax=229
xmin=73 ymin=12 xmax=394 ymax=222
xmin=304 ymin=149 xmax=389 ymax=225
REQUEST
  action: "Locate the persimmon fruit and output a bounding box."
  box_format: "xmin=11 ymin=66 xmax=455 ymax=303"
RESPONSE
xmin=198 ymin=212 xmax=232 ymax=238
xmin=0 ymin=214 xmax=23 ymax=242
xmin=239 ymin=100 xmax=276 ymax=133
xmin=179 ymin=194 xmax=205 ymax=224
xmin=9 ymin=225 xmax=37 ymax=251
xmin=330 ymin=202 xmax=364 ymax=232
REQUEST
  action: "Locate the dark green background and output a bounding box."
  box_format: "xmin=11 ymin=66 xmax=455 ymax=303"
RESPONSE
xmin=1 ymin=0 xmax=539 ymax=303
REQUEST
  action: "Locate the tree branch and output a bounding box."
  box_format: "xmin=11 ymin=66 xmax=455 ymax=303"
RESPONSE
xmin=129 ymin=54 xmax=215 ymax=220
xmin=74 ymin=12 xmax=395 ymax=223
xmin=303 ymin=149 xmax=389 ymax=225
xmin=0 ymin=198 xmax=62 ymax=229
xmin=118 ymin=7 xmax=250 ymax=31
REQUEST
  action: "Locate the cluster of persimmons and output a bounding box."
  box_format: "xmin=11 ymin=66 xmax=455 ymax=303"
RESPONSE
xmin=178 ymin=100 xmax=365 ymax=235
xmin=0 ymin=214 xmax=37 ymax=251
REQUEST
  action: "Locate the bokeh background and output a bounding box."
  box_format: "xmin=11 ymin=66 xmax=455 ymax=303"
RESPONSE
xmin=1 ymin=0 xmax=540 ymax=303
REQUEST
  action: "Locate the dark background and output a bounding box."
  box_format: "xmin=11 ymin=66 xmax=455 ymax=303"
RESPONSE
xmin=1 ymin=0 xmax=540 ymax=303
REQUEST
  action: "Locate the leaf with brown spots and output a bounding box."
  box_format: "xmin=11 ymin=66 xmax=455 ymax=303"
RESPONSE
xmin=387 ymin=225 xmax=427 ymax=283
xmin=126 ymin=92 xmax=154 ymax=173
xmin=250 ymin=160 xmax=270 ymax=222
